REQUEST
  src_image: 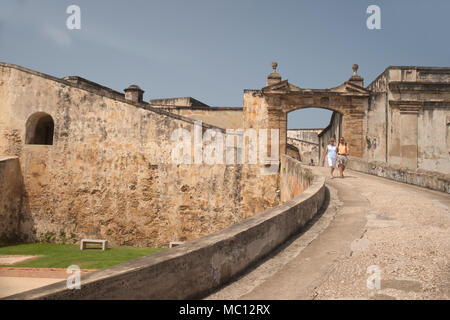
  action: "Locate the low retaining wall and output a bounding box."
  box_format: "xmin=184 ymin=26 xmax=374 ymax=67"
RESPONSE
xmin=6 ymin=175 xmax=325 ymax=300
xmin=348 ymin=157 xmax=450 ymax=194
xmin=0 ymin=156 xmax=24 ymax=244
xmin=280 ymin=155 xmax=314 ymax=202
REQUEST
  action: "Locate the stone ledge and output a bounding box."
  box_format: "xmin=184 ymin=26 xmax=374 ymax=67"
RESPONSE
xmin=348 ymin=157 xmax=450 ymax=194
xmin=4 ymin=176 xmax=326 ymax=300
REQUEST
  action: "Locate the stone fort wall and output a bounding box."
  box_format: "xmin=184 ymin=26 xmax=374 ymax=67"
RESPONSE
xmin=7 ymin=168 xmax=325 ymax=300
xmin=0 ymin=63 xmax=279 ymax=247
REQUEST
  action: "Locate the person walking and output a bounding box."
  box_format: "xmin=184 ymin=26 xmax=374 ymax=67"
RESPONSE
xmin=337 ymin=137 xmax=349 ymax=178
xmin=322 ymin=138 xmax=337 ymax=178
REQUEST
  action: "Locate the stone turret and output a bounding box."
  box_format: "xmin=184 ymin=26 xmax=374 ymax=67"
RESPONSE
xmin=348 ymin=64 xmax=364 ymax=87
xmin=124 ymin=85 xmax=145 ymax=103
xmin=267 ymin=61 xmax=282 ymax=86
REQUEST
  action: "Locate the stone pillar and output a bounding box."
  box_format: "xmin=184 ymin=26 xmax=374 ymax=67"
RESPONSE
xmin=267 ymin=105 xmax=285 ymax=157
xmin=341 ymin=112 xmax=365 ymax=158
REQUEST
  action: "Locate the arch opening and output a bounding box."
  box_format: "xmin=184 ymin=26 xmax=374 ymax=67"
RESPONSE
xmin=26 ymin=112 xmax=54 ymax=145
xmin=286 ymin=107 xmax=342 ymax=166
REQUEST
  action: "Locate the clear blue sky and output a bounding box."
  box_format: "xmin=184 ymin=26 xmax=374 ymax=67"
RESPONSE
xmin=1 ymin=0 xmax=449 ymax=128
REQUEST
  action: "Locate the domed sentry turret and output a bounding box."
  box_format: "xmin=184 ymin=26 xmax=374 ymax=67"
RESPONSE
xmin=124 ymin=85 xmax=145 ymax=103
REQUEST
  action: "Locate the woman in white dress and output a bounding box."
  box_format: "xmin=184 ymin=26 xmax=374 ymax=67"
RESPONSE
xmin=322 ymin=138 xmax=337 ymax=178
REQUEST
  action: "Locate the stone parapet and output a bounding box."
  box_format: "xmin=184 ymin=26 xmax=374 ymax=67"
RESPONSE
xmin=348 ymin=157 xmax=450 ymax=194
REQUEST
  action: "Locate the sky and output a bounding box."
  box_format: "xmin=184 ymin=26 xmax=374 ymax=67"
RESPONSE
xmin=1 ymin=0 xmax=449 ymax=129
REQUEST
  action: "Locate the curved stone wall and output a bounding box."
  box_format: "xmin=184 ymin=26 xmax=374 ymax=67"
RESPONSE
xmin=6 ymin=174 xmax=325 ymax=300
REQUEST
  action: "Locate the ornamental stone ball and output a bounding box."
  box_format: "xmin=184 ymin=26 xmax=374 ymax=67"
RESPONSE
xmin=353 ymin=64 xmax=359 ymax=76
xmin=272 ymin=61 xmax=278 ymax=72
xmin=267 ymin=61 xmax=282 ymax=86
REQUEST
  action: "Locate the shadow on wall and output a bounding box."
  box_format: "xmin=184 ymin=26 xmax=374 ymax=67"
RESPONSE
xmin=0 ymin=157 xmax=34 ymax=245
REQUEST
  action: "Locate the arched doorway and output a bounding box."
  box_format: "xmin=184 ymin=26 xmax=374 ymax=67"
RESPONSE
xmin=259 ymin=83 xmax=368 ymax=162
xmin=25 ymin=112 xmax=54 ymax=145
xmin=243 ymin=63 xmax=370 ymax=167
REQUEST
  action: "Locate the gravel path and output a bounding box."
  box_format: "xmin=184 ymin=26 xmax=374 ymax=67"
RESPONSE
xmin=206 ymin=168 xmax=450 ymax=300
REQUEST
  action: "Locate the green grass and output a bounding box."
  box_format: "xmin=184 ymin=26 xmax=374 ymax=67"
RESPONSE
xmin=0 ymin=243 xmax=164 ymax=270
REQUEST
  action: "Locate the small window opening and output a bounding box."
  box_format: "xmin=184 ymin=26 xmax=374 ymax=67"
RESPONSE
xmin=26 ymin=113 xmax=54 ymax=145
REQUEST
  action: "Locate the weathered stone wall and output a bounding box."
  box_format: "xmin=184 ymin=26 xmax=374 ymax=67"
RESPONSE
xmin=280 ymin=155 xmax=313 ymax=202
xmin=0 ymin=63 xmax=268 ymax=247
xmin=6 ymin=176 xmax=325 ymax=300
xmin=0 ymin=157 xmax=24 ymax=244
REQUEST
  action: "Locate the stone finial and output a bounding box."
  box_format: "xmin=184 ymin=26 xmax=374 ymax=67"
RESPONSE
xmin=267 ymin=61 xmax=282 ymax=86
xmin=352 ymin=64 xmax=359 ymax=76
xmin=272 ymin=61 xmax=278 ymax=72
xmin=349 ymin=64 xmax=364 ymax=87
xmin=124 ymin=85 xmax=145 ymax=103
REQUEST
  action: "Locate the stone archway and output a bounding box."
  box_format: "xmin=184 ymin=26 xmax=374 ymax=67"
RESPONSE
xmin=243 ymin=63 xmax=370 ymax=161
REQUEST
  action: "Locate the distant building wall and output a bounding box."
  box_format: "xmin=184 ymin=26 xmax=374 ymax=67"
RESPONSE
xmin=365 ymin=67 xmax=450 ymax=174
xmin=286 ymin=130 xmax=320 ymax=165
xmin=287 ymin=129 xmax=321 ymax=144
xmin=149 ymin=97 xmax=209 ymax=107
xmin=286 ymin=144 xmax=301 ymax=161
xmin=160 ymin=107 xmax=243 ymax=129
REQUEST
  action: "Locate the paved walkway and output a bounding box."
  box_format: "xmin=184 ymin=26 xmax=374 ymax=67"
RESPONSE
xmin=0 ymin=268 xmax=96 ymax=299
xmin=0 ymin=277 xmax=62 ymax=299
xmin=207 ymin=168 xmax=450 ymax=300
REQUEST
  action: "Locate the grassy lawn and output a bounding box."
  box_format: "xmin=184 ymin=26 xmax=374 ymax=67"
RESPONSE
xmin=0 ymin=243 xmax=164 ymax=270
